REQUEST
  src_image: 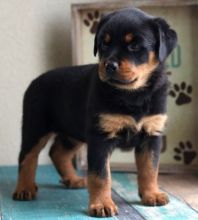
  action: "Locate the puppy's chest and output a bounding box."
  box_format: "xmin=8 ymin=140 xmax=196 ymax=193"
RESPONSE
xmin=98 ymin=114 xmax=143 ymax=139
xmin=98 ymin=113 xmax=167 ymax=139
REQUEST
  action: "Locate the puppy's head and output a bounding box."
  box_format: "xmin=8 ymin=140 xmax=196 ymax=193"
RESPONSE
xmin=94 ymin=8 xmax=177 ymax=90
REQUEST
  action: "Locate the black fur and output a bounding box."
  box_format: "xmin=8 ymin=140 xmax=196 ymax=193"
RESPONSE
xmin=16 ymin=7 xmax=177 ymax=204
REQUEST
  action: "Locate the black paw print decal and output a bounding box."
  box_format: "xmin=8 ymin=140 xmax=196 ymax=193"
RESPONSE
xmin=169 ymin=82 xmax=192 ymax=105
xmin=166 ymin=71 xmax=172 ymax=76
xmin=174 ymin=141 xmax=197 ymax=165
xmin=83 ymin=11 xmax=100 ymax=34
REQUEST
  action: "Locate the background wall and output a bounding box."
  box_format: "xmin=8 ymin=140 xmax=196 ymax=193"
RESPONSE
xmin=0 ymin=0 xmax=112 ymax=165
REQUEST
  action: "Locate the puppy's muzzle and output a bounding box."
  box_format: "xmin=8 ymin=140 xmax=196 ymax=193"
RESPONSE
xmin=105 ymin=61 xmax=137 ymax=85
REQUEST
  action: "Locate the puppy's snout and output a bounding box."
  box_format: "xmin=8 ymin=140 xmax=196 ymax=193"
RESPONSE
xmin=105 ymin=61 xmax=119 ymax=76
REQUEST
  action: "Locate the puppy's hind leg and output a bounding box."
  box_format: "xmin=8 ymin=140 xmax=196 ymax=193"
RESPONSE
xmin=13 ymin=133 xmax=52 ymax=201
xmin=13 ymin=81 xmax=53 ymax=201
xmin=49 ymin=135 xmax=87 ymax=188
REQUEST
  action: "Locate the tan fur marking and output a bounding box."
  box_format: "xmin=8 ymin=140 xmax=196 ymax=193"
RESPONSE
xmin=104 ymin=33 xmax=111 ymax=43
xmin=125 ymin=33 xmax=133 ymax=43
xmin=50 ymin=137 xmax=86 ymax=188
xmin=99 ymin=114 xmax=139 ymax=138
xmin=13 ymin=133 xmax=52 ymax=200
xmin=98 ymin=59 xmax=106 ymax=81
xmin=136 ymin=150 xmax=159 ymax=195
xmin=140 ymin=114 xmax=167 ymax=136
xmin=88 ymin=157 xmax=118 ymax=217
xmin=135 ymin=149 xmax=169 ymax=205
xmin=109 ymin=52 xmax=158 ymax=90
xmin=119 ymin=60 xmax=135 ymax=80
xmin=99 ymin=113 xmax=167 ymax=138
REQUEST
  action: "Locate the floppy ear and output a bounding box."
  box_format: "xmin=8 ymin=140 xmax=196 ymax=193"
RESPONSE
xmin=153 ymin=17 xmax=177 ymax=62
xmin=94 ymin=12 xmax=115 ymax=56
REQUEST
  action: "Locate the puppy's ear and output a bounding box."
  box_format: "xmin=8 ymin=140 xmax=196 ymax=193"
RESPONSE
xmin=153 ymin=17 xmax=177 ymax=62
xmin=94 ymin=12 xmax=115 ymax=56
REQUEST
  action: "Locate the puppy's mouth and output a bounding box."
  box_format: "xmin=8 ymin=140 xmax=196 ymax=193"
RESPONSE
xmin=108 ymin=77 xmax=138 ymax=85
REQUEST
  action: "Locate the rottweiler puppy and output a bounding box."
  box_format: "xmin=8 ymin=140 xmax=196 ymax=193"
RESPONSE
xmin=13 ymin=8 xmax=177 ymax=217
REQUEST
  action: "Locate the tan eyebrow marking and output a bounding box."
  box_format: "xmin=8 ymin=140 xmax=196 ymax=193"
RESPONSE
xmin=125 ymin=33 xmax=134 ymax=43
xmin=104 ymin=33 xmax=111 ymax=43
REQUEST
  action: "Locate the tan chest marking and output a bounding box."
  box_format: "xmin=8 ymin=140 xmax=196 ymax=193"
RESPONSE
xmin=140 ymin=114 xmax=167 ymax=136
xmin=99 ymin=114 xmax=138 ymax=138
xmin=99 ymin=114 xmax=167 ymax=138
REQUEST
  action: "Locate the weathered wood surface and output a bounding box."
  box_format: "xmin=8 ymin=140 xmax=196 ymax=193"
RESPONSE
xmin=0 ymin=165 xmax=197 ymax=219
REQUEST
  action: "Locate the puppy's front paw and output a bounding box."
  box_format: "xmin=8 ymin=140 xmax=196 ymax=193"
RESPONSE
xmin=89 ymin=199 xmax=118 ymax=217
xmin=142 ymin=191 xmax=169 ymax=206
xmin=13 ymin=183 xmax=38 ymax=201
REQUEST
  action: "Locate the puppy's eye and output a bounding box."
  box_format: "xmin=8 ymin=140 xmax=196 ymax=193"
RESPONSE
xmin=101 ymin=42 xmax=110 ymax=51
xmin=128 ymin=44 xmax=141 ymax=52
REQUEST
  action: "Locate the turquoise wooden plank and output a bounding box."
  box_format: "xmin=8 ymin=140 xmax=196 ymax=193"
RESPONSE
xmin=112 ymin=173 xmax=198 ymax=220
xmin=0 ymin=165 xmax=117 ymax=220
xmin=112 ymin=190 xmax=144 ymax=220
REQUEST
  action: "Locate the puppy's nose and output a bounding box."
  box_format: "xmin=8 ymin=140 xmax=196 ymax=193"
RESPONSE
xmin=105 ymin=61 xmax=118 ymax=75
